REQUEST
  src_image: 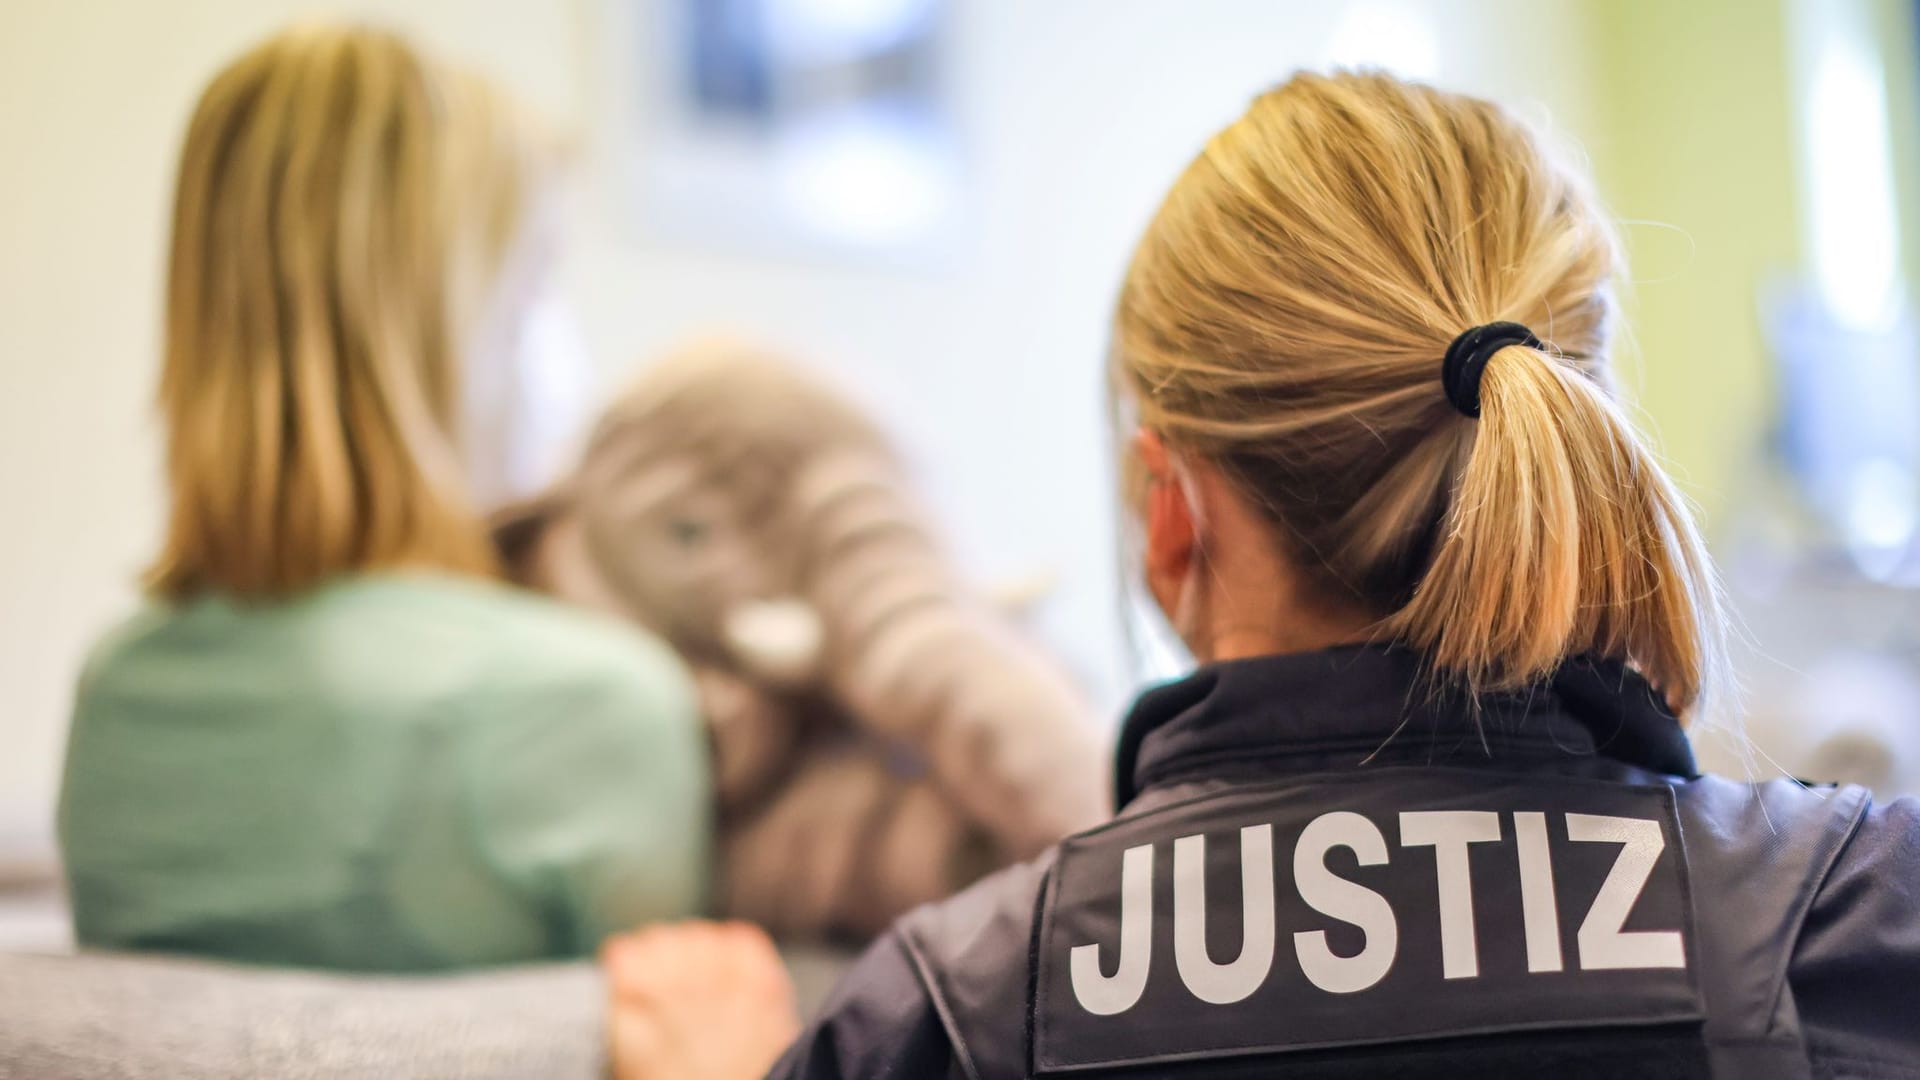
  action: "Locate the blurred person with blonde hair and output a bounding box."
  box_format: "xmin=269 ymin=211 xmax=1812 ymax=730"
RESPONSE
xmin=746 ymin=71 xmax=1920 ymax=1078
xmin=58 ymin=22 xmax=710 ymax=972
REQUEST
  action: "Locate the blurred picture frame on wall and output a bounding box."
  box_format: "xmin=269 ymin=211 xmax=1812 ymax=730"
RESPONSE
xmin=600 ymin=0 xmax=965 ymax=265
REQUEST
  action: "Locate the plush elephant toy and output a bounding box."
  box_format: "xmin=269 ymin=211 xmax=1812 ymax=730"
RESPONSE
xmin=496 ymin=341 xmax=1109 ymax=940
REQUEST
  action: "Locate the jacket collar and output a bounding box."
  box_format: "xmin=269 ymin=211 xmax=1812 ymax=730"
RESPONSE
xmin=1113 ymin=644 xmax=1697 ymax=808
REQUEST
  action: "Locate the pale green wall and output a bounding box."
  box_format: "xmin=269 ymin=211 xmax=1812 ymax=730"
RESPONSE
xmin=1585 ymin=0 xmax=1803 ymax=524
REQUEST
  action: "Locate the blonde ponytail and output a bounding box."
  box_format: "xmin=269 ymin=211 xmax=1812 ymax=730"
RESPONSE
xmin=1386 ymin=340 xmax=1725 ymax=715
xmin=1115 ymin=71 xmax=1727 ymax=718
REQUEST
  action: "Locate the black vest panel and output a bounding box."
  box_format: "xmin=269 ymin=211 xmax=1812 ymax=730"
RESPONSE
xmin=1034 ymin=770 xmax=1703 ymax=1074
xmin=897 ymin=772 xmax=1869 ymax=1080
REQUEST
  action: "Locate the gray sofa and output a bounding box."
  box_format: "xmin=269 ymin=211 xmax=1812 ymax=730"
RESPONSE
xmin=0 ymin=946 xmax=850 ymax=1079
xmin=0 ymin=951 xmax=606 ymax=1079
xmin=0 ymin=841 xmax=852 ymax=1078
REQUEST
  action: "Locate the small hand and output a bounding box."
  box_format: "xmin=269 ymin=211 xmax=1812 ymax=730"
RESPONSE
xmin=603 ymin=920 xmax=801 ymax=1080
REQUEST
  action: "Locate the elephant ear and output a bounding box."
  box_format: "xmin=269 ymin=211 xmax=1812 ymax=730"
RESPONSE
xmin=487 ymin=486 xmax=573 ymax=587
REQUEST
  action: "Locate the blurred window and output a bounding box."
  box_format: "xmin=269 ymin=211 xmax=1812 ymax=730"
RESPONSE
xmin=630 ymin=0 xmax=959 ymax=258
xmin=1767 ymin=0 xmax=1920 ymax=582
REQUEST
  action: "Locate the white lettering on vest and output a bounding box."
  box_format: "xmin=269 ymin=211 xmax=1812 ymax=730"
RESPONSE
xmin=1293 ymin=811 xmax=1398 ymax=994
xmin=1070 ymin=843 xmax=1155 ymax=1015
xmin=1173 ymin=824 xmax=1277 ymax=1004
xmin=1066 ymin=808 xmax=1687 ymax=1017
xmin=1512 ymin=811 xmax=1565 ymax=973
xmin=1566 ymin=813 xmax=1686 ymax=971
xmin=1399 ymin=810 xmax=1502 ymax=979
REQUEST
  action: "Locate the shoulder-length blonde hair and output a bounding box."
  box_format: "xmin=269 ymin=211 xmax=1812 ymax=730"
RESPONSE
xmin=1116 ymin=71 xmax=1727 ymax=719
xmin=150 ymin=23 xmax=554 ymax=599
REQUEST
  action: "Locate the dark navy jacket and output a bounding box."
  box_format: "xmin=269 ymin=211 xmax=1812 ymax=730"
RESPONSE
xmin=767 ymin=647 xmax=1920 ymax=1080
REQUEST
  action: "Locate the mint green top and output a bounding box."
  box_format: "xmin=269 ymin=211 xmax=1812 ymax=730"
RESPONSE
xmin=58 ymin=573 xmax=710 ymax=972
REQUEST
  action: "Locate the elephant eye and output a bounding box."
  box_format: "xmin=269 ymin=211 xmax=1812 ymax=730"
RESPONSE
xmin=669 ymin=519 xmax=708 ymax=546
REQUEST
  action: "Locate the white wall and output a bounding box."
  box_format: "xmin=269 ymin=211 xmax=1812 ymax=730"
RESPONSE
xmin=0 ymin=0 xmax=1600 ymax=861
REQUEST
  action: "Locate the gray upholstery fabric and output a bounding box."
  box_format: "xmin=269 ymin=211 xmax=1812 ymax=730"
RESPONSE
xmin=0 ymin=951 xmax=607 ymax=1080
xmin=0 ymin=946 xmax=853 ymax=1079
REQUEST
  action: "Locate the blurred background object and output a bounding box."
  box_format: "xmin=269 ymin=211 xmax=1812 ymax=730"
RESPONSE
xmin=621 ymin=0 xmax=962 ymax=259
xmin=5 ymin=0 xmax=1920 ymax=936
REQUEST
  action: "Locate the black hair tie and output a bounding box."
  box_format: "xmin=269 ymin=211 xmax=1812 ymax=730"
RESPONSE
xmin=1440 ymin=321 xmax=1543 ymax=418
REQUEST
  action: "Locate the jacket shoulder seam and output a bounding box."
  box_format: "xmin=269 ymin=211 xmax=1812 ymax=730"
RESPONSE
xmin=1763 ymin=782 xmax=1873 ymax=1039
xmin=897 ymin=926 xmax=984 ymax=1080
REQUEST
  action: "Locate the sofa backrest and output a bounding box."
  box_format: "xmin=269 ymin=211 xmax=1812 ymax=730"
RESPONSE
xmin=0 ymin=950 xmax=605 ymax=1079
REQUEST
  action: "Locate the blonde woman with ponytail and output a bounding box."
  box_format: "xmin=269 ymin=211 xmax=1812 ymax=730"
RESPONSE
xmin=58 ymin=24 xmax=713 ymax=972
xmin=756 ymin=71 xmax=1920 ymax=1078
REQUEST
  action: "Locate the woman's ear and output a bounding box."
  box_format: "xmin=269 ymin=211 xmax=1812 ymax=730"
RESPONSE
xmin=1134 ymin=429 xmax=1196 ymax=616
